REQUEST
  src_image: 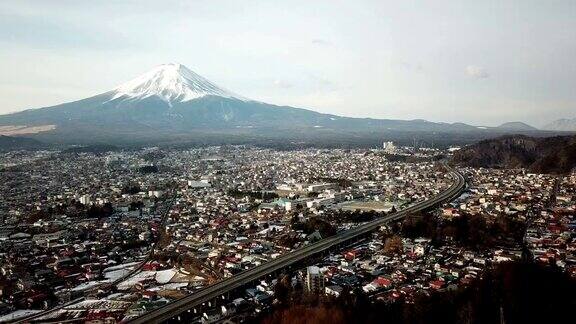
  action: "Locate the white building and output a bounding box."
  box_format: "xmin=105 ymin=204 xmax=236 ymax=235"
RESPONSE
xmin=79 ymin=195 xmax=91 ymax=205
xmin=325 ymin=285 xmax=343 ymax=297
xmin=383 ymin=141 xmax=396 ymax=153
xmin=148 ymin=190 xmax=163 ymax=198
xmin=306 ymin=183 xmax=336 ymax=193
xmin=188 ymin=180 xmax=212 ymax=189
xmin=306 ymin=266 xmax=325 ymax=293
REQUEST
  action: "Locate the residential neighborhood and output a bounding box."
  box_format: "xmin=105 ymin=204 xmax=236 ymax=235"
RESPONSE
xmin=0 ymin=146 xmax=574 ymax=322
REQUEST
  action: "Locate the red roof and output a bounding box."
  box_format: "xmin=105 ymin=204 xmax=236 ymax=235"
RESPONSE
xmin=430 ymin=280 xmax=445 ymax=289
xmin=373 ymin=277 xmax=392 ymax=287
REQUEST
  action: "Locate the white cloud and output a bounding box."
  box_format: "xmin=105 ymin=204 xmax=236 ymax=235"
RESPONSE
xmin=274 ymin=79 xmax=293 ymax=89
xmin=466 ymin=65 xmax=489 ymax=79
xmin=0 ymin=1 xmax=575 ymax=125
xmin=311 ymin=39 xmax=332 ymax=46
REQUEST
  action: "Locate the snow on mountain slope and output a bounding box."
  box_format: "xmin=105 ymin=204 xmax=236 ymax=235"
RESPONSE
xmin=543 ymin=118 xmax=576 ymax=131
xmin=111 ymin=63 xmax=247 ymax=104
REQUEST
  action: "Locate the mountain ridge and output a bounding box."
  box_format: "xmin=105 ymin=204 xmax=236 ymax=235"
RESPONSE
xmin=543 ymin=118 xmax=576 ymax=132
xmin=496 ymin=122 xmax=537 ymax=131
xmin=0 ymin=63 xmax=560 ymax=145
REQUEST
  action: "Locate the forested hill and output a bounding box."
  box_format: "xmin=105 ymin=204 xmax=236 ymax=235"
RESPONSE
xmin=452 ymin=135 xmax=576 ymax=174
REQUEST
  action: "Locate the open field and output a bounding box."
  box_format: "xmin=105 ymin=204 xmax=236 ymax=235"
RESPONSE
xmin=0 ymin=124 xmax=56 ymax=135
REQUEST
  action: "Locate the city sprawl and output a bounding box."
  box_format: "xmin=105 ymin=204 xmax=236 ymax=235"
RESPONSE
xmin=0 ymin=146 xmax=574 ymax=323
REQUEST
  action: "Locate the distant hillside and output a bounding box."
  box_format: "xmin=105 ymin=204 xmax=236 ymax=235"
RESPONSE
xmin=496 ymin=122 xmax=537 ymax=131
xmin=543 ymin=118 xmax=576 ymax=132
xmin=0 ymin=135 xmax=44 ymax=151
xmin=452 ymin=135 xmax=576 ymax=174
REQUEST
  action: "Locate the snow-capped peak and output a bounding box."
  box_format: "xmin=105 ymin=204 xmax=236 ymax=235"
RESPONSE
xmin=111 ymin=63 xmax=247 ymax=103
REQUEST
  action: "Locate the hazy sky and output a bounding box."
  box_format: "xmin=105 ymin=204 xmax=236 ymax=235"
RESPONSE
xmin=0 ymin=0 xmax=574 ymax=126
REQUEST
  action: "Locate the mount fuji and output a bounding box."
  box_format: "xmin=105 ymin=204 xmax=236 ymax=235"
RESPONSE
xmin=0 ymin=63 xmax=534 ymax=145
xmin=0 ymin=63 xmax=348 ymax=142
xmin=110 ymin=63 xmax=247 ymax=103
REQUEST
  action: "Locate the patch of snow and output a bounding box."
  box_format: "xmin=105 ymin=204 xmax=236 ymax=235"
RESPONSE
xmin=155 ymin=269 xmax=177 ymax=284
xmin=65 ymin=299 xmax=132 ymax=310
xmin=148 ymin=282 xmax=189 ymax=291
xmin=117 ymin=271 xmax=156 ymax=290
xmin=104 ymin=261 xmax=140 ymax=273
xmin=105 ymin=292 xmax=126 ymax=300
xmin=70 ymin=280 xmax=106 ymax=292
xmin=258 ymin=225 xmax=285 ymax=235
xmin=104 ymin=268 xmax=132 ymax=281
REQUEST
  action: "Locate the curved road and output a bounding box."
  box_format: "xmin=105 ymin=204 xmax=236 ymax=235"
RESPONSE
xmin=128 ymin=164 xmax=466 ymax=324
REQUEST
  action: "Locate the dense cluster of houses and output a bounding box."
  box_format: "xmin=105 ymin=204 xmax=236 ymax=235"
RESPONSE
xmin=0 ymin=149 xmax=172 ymax=321
xmin=2 ymin=146 xmax=572 ymax=323
xmin=526 ymin=171 xmax=576 ymax=277
xmin=0 ymin=147 xmax=449 ymax=322
xmin=309 ymin=234 xmax=512 ymax=304
xmin=275 ymin=166 xmax=572 ymax=311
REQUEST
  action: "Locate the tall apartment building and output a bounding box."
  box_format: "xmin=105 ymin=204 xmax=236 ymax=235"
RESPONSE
xmin=306 ymin=266 xmax=325 ymax=293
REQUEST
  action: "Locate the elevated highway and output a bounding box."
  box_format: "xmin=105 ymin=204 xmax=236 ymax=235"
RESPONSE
xmin=128 ymin=164 xmax=466 ymax=323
